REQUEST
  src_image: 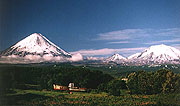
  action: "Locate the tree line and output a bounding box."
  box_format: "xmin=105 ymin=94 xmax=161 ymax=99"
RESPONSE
xmin=0 ymin=65 xmax=113 ymax=92
xmin=98 ymin=69 xmax=180 ymax=96
xmin=127 ymin=69 xmax=180 ymax=94
xmin=0 ymin=64 xmax=180 ymax=96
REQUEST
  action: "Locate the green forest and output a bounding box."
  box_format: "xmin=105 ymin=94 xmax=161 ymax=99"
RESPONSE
xmin=0 ymin=64 xmax=180 ymax=105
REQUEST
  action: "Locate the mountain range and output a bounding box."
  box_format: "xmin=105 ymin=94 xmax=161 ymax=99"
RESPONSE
xmin=0 ymin=33 xmax=83 ymax=63
xmin=105 ymin=44 xmax=180 ymax=65
xmin=0 ymin=33 xmax=180 ymax=65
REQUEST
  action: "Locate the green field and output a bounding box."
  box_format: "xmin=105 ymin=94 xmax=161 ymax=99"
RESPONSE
xmin=1 ymin=88 xmax=180 ymax=106
xmin=0 ymin=64 xmax=180 ymax=105
xmin=1 ymin=89 xmax=180 ymax=106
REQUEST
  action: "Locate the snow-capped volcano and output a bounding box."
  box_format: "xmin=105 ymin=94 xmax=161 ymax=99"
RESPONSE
xmin=1 ymin=33 xmax=71 ymax=57
xmin=107 ymin=54 xmax=126 ymax=61
xmin=128 ymin=44 xmax=180 ymax=64
xmin=106 ymin=54 xmax=126 ymax=63
xmin=0 ymin=33 xmax=83 ymax=63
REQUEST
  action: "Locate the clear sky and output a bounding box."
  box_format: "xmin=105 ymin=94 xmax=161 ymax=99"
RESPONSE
xmin=0 ymin=0 xmax=180 ymax=57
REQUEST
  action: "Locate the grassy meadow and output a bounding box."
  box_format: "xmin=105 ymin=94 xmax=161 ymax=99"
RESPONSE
xmin=2 ymin=88 xmax=180 ymax=106
xmin=0 ymin=64 xmax=180 ymax=105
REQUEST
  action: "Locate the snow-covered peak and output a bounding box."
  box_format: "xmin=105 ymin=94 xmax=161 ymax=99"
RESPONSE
xmin=10 ymin=33 xmax=70 ymax=56
xmin=141 ymin=44 xmax=180 ymax=60
xmin=106 ymin=53 xmax=126 ymax=62
xmin=147 ymin=44 xmax=179 ymax=56
xmin=128 ymin=44 xmax=180 ymax=64
xmin=0 ymin=33 xmax=75 ymax=63
xmin=128 ymin=53 xmax=141 ymax=59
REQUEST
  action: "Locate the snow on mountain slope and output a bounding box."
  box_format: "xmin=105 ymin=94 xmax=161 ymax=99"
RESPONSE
xmin=106 ymin=54 xmax=126 ymax=63
xmin=0 ymin=33 xmax=82 ymax=63
xmin=1 ymin=33 xmax=71 ymax=57
xmin=128 ymin=44 xmax=180 ymax=64
xmin=127 ymin=53 xmax=141 ymax=60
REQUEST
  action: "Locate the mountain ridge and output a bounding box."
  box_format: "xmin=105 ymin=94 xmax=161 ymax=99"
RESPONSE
xmin=0 ymin=33 xmax=179 ymax=65
xmin=103 ymin=44 xmax=180 ymax=65
xmin=0 ymin=33 xmax=71 ymax=57
xmin=126 ymin=44 xmax=180 ymax=65
xmin=0 ymin=33 xmax=83 ymax=63
xmin=105 ymin=54 xmax=126 ymax=63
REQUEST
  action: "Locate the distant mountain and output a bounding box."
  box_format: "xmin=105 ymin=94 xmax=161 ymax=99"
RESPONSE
xmin=79 ymin=44 xmax=180 ymax=66
xmin=1 ymin=35 xmax=179 ymax=65
xmin=127 ymin=44 xmax=180 ymax=65
xmin=105 ymin=54 xmax=126 ymax=63
xmin=0 ymin=33 xmax=83 ymax=63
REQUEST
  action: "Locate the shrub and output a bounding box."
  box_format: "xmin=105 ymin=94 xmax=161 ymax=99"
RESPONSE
xmin=106 ymin=79 xmax=127 ymax=96
xmin=127 ymin=69 xmax=180 ymax=95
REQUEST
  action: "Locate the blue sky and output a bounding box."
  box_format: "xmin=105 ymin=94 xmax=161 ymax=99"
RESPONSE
xmin=0 ymin=0 xmax=180 ymax=57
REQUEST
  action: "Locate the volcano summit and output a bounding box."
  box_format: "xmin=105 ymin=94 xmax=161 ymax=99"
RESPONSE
xmin=0 ymin=33 xmax=82 ymax=63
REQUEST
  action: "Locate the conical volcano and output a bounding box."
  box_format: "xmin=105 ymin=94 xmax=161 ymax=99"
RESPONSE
xmin=0 ymin=33 xmax=72 ymax=63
